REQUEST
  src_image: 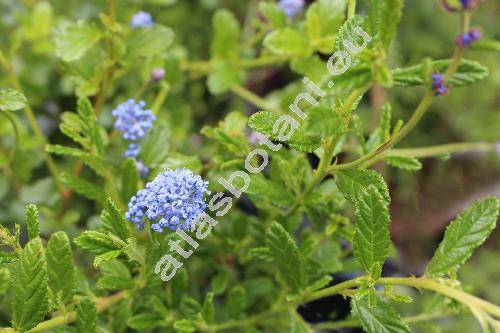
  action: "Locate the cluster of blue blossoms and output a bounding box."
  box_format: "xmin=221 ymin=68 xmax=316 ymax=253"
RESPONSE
xmin=112 ymin=99 xmax=156 ymax=177
xmin=278 ymin=0 xmax=304 ymax=17
xmin=130 ymin=11 xmax=153 ymax=28
xmin=432 ymin=73 xmax=448 ymax=96
xmin=126 ymin=168 xmax=209 ymax=233
xmin=455 ymin=28 xmax=482 ymax=48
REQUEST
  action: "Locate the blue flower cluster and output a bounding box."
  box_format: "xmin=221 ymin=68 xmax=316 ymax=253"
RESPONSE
xmin=455 ymin=28 xmax=482 ymax=48
xmin=130 ymin=11 xmax=153 ymax=28
xmin=126 ymin=168 xmax=209 ymax=233
xmin=432 ymin=73 xmax=448 ymax=96
xmin=112 ymin=99 xmax=156 ymax=177
xmin=278 ymin=0 xmax=304 ymax=17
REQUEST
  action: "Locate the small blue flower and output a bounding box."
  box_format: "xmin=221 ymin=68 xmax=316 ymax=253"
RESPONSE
xmin=135 ymin=160 xmax=150 ymax=179
xmin=432 ymin=73 xmax=448 ymax=96
xmin=125 ymin=168 xmax=209 ymax=233
xmin=455 ymin=28 xmax=482 ymax=48
xmin=125 ymin=143 xmax=141 ymax=158
xmin=112 ymin=99 xmax=156 ymax=141
xmin=278 ymin=0 xmax=305 ymax=17
xmin=130 ymin=11 xmax=154 ymax=28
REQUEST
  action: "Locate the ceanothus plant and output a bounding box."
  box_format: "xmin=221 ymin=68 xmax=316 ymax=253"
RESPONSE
xmin=0 ymin=1 xmax=499 ymax=332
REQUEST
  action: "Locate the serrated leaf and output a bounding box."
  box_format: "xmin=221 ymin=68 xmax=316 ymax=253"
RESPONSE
xmin=121 ymin=158 xmax=140 ymax=203
xmin=46 ymin=231 xmax=76 ymax=303
xmin=47 ymin=144 xmax=107 ymax=176
xmin=351 ymin=296 xmax=412 ymax=333
xmin=211 ymin=8 xmax=240 ymax=60
xmin=336 ymin=169 xmax=390 ymax=204
xmin=101 ymin=199 xmax=130 ymax=242
xmin=127 ymin=313 xmax=165 ymax=330
xmin=264 ymin=28 xmax=311 ymax=57
xmin=385 ymin=156 xmax=422 ymax=171
xmin=353 ymin=186 xmax=391 ymax=278
xmin=335 ymin=15 xmax=366 ymax=53
xmin=60 ymin=172 xmax=105 ymax=202
xmin=173 ymin=319 xmax=196 ymax=333
xmin=0 ymin=268 xmax=10 ymax=294
xmin=393 ymin=59 xmax=488 ymax=87
xmin=25 ymin=204 xmax=40 ymax=240
xmin=202 ymin=292 xmax=215 ymax=324
xmin=125 ymin=25 xmax=174 ymax=61
xmin=55 ymin=20 xmax=102 ymax=62
xmin=12 ymin=238 xmax=49 ymax=332
xmin=94 ymin=250 xmax=122 ymax=268
xmin=0 ymin=251 xmax=17 ymax=264
xmin=379 ymin=0 xmax=404 ymax=50
xmin=226 ymin=286 xmax=246 ymax=319
xmin=233 ymin=174 xmax=294 ymax=208
xmin=139 ymin=120 xmax=170 ymax=167
xmin=74 ymin=231 xmax=122 ymax=254
xmin=76 ymin=297 xmax=96 ymax=333
xmin=426 ymin=196 xmax=499 ymax=277
xmin=123 ymin=239 xmax=146 ymax=266
xmin=265 ymin=222 xmax=308 ymax=292
xmin=306 ymin=0 xmax=346 ymax=39
xmin=249 ymin=111 xmax=320 ymax=152
xmin=306 ymin=104 xmax=346 ymax=138
xmin=0 ymin=89 xmax=27 ymax=111
xmin=97 ymin=275 xmax=134 ymax=290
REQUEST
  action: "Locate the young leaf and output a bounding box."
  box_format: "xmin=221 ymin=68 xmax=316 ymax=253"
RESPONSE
xmin=25 ymin=204 xmax=40 ymax=240
xmin=127 ymin=313 xmax=165 ymax=330
xmin=0 ymin=89 xmax=27 ymax=111
xmin=353 ymin=186 xmax=391 ymax=278
xmin=306 ymin=104 xmax=346 ymax=138
xmin=12 ymin=238 xmax=49 ymax=332
xmin=60 ymin=172 xmax=105 ymax=202
xmin=385 ymin=156 xmax=422 ymax=171
xmin=211 ymin=8 xmax=240 ymax=60
xmin=379 ymin=0 xmax=404 ymax=50
xmin=335 ymin=15 xmax=366 ymax=53
xmin=351 ymin=296 xmax=412 ymax=333
xmin=46 ymin=145 xmax=107 ymax=176
xmin=101 ymin=199 xmax=131 ymax=242
xmin=265 ymin=222 xmax=308 ymax=292
xmin=202 ymin=292 xmax=215 ymax=324
xmin=46 ymin=231 xmax=76 ymax=303
xmin=55 ymin=20 xmax=103 ymax=62
xmin=264 ymin=28 xmax=311 ymax=57
xmin=226 ymin=286 xmax=246 ymax=319
xmin=125 ymin=25 xmax=174 ymax=62
xmin=76 ymin=297 xmax=97 ymax=333
xmin=121 ymin=158 xmax=140 ymax=203
xmin=74 ymin=231 xmax=122 ymax=254
xmin=94 ymin=250 xmax=122 ymax=268
xmin=139 ymin=120 xmax=170 ymax=167
xmin=426 ymin=196 xmax=499 ymax=277
xmin=336 ymin=169 xmax=390 ymax=204
xmin=234 ymin=174 xmax=294 ymax=208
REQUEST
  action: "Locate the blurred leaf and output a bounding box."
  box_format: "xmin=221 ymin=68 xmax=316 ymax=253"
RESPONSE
xmin=352 ymin=296 xmax=411 ymax=333
xmin=385 ymin=156 xmax=422 ymax=171
xmin=226 ymin=286 xmax=246 ymax=319
xmin=202 ymin=292 xmax=215 ymax=324
xmin=173 ymin=319 xmax=196 ymax=333
xmin=12 ymin=238 xmax=49 ymax=332
xmin=60 ymin=172 xmax=105 ymax=202
xmin=426 ymin=197 xmax=499 ymax=277
xmin=211 ymin=8 xmax=240 ymax=60
xmin=307 ymin=0 xmax=346 ymax=37
xmin=470 ymin=38 xmax=500 ymax=52
xmin=55 ymin=21 xmax=103 ymax=62
xmin=0 ymin=89 xmax=27 ymax=111
xmin=207 ymin=62 xmax=244 ymax=94
xmin=46 ymin=145 xmax=107 ymax=176
xmin=353 ymin=186 xmax=391 ymax=278
xmin=76 ymin=297 xmax=97 ymax=333
xmin=125 ymin=25 xmax=174 ymax=61
xmin=46 ymin=231 xmax=76 ymax=303
xmin=235 ymin=174 xmax=294 ymax=208
xmin=378 ymin=0 xmax=404 ymax=50
xmin=259 ymin=2 xmax=286 ymax=29
xmin=264 ymin=28 xmax=311 ymax=57
xmin=127 ymin=313 xmax=165 ymax=330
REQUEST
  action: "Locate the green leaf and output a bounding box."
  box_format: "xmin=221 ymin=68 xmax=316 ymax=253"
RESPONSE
xmin=97 ymin=259 xmax=133 ymax=290
xmin=202 ymin=292 xmax=215 ymax=324
xmin=173 ymin=319 xmax=196 ymax=333
xmin=306 ymin=0 xmax=346 ymax=39
xmin=264 ymin=28 xmax=311 ymax=57
xmin=76 ymin=297 xmax=97 ymax=333
xmin=353 ymin=186 xmax=391 ymax=278
xmin=60 ymin=172 xmax=105 ymax=202
xmin=378 ymin=0 xmax=404 ymax=50
xmin=125 ymin=25 xmax=174 ymax=61
xmin=55 ymin=20 xmax=103 ymax=62
xmin=226 ymin=286 xmax=246 ymax=319
xmin=46 ymin=231 xmax=76 ymax=303
xmin=25 ymin=204 xmax=40 ymax=240
xmin=211 ymin=9 xmax=240 ymax=60
xmin=393 ymin=59 xmax=489 ymax=87
xmin=470 ymin=38 xmax=500 ymax=53
xmin=12 ymin=238 xmax=49 ymax=332
xmin=74 ymin=231 xmax=122 ymax=254
xmin=46 ymin=145 xmax=107 ymax=177
xmin=265 ymin=222 xmax=308 ymax=292
xmin=258 ymin=2 xmax=286 ymax=29
xmin=207 ymin=62 xmax=245 ymax=94
xmin=306 ymin=104 xmax=345 ymax=138
xmin=234 ymin=174 xmax=294 ymax=208
xmin=0 ymin=89 xmax=27 ymax=111
xmin=352 ymin=296 xmax=412 ymax=333
xmin=426 ymin=196 xmax=499 ymax=277
xmin=0 ymin=268 xmax=10 ymax=295
xmin=336 ymin=169 xmax=390 ymax=204
xmin=94 ymin=250 xmax=122 ymax=268
xmin=380 ymin=103 xmax=392 ymax=142
xmin=121 ymin=158 xmax=140 ymax=203
xmin=335 ymin=15 xmax=366 ymax=52
xmin=0 ymin=252 xmax=17 ymax=264
xmin=139 ymin=120 xmax=170 ymax=167
xmin=249 ymin=111 xmax=320 ymax=152
xmin=385 ymin=156 xmax=422 ymax=171
xmin=127 ymin=313 xmax=165 ymax=330
xmin=101 ymin=199 xmax=130 ymax=242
